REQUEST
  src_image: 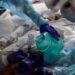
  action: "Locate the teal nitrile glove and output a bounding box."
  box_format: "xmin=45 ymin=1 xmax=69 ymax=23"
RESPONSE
xmin=35 ymin=32 xmax=64 ymax=65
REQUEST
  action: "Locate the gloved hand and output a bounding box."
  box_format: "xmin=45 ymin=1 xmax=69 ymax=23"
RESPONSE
xmin=40 ymin=22 xmax=60 ymax=40
xmin=15 ymin=58 xmax=34 ymax=75
xmin=7 ymin=50 xmax=27 ymax=64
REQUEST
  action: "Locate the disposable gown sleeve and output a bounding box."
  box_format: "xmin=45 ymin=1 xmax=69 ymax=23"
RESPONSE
xmin=5 ymin=0 xmax=47 ymax=26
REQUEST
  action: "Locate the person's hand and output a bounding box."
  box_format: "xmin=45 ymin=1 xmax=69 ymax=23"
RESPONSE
xmin=40 ymin=22 xmax=60 ymax=40
xmin=7 ymin=50 xmax=27 ymax=64
xmin=15 ymin=58 xmax=34 ymax=75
